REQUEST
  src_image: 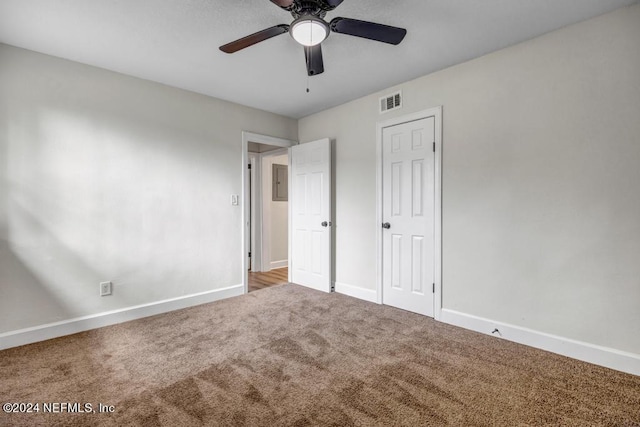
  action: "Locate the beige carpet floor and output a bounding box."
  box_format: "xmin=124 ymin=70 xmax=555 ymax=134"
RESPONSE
xmin=1 ymin=284 xmax=639 ymax=426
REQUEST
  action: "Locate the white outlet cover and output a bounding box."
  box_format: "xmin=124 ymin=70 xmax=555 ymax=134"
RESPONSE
xmin=100 ymin=281 xmax=112 ymax=296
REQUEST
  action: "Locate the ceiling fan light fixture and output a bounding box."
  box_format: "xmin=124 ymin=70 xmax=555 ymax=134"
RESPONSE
xmin=290 ymin=16 xmax=328 ymax=46
xmin=220 ymin=1 xmax=407 ymax=77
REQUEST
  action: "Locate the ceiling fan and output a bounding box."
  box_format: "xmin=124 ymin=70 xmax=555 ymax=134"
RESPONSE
xmin=219 ymin=0 xmax=407 ymax=77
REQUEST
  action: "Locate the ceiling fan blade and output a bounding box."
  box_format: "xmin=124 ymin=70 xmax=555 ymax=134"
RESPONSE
xmin=330 ymin=17 xmax=407 ymax=45
xmin=304 ymin=44 xmax=324 ymax=76
xmin=325 ymin=0 xmax=344 ymax=8
xmin=220 ymin=24 xmax=289 ymax=53
xmin=270 ymin=0 xmax=294 ymax=7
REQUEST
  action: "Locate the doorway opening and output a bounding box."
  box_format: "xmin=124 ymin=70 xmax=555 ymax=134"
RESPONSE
xmin=241 ymin=132 xmax=296 ymax=294
xmin=248 ymin=145 xmax=289 ymax=292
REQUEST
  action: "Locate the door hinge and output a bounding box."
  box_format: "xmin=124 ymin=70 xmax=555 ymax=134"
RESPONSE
xmin=432 ymin=283 xmax=435 ymax=293
xmin=248 ymin=163 xmax=251 ymax=169
xmin=248 ymin=252 xmax=251 ymax=257
xmin=433 ymin=142 xmax=435 ymax=152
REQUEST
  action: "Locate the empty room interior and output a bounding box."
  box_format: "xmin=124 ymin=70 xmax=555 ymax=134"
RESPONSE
xmin=1 ymin=0 xmax=639 ymax=425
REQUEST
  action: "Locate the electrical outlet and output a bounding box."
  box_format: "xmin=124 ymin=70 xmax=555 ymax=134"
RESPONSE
xmin=100 ymin=281 xmax=112 ymax=296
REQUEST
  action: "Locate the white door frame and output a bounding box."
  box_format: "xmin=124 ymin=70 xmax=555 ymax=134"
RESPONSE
xmin=242 ymin=131 xmax=297 ymax=294
xmin=248 ymin=152 xmax=259 ymax=272
xmin=375 ymin=107 xmax=443 ymax=320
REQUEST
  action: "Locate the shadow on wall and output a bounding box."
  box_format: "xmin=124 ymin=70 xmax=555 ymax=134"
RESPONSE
xmin=0 ymin=101 xmax=88 ymax=334
xmin=1 ymin=84 xmax=238 ymax=333
xmin=0 ymin=239 xmax=71 ymax=333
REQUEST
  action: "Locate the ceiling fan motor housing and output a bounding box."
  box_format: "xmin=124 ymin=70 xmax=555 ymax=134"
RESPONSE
xmin=288 ymin=0 xmax=336 ymax=18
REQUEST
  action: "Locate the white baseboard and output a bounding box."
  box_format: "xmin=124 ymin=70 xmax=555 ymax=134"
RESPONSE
xmin=0 ymin=284 xmax=244 ymax=351
xmin=269 ymin=260 xmax=288 ymax=270
xmin=334 ymin=281 xmax=378 ymax=303
xmin=440 ymin=308 xmax=640 ymax=377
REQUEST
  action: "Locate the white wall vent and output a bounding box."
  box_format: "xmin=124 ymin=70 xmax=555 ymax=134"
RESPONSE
xmin=379 ymin=90 xmax=402 ymax=114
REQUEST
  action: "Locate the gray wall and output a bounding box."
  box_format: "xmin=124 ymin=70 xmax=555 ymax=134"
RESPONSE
xmin=269 ymin=153 xmax=289 ymax=266
xmin=299 ymin=4 xmax=640 ymax=355
xmin=0 ymin=44 xmax=297 ymax=333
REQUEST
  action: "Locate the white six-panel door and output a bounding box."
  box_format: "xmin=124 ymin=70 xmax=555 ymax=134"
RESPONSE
xmin=290 ymin=138 xmax=332 ymax=293
xmin=382 ymin=118 xmax=435 ymax=316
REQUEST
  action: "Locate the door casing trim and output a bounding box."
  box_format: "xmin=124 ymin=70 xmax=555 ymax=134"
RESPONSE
xmin=375 ymin=107 xmax=443 ymax=320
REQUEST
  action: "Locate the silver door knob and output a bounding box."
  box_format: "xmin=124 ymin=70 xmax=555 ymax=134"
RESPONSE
xmin=382 ymin=222 xmax=391 ymax=229
xmin=321 ymin=221 xmax=329 ymax=227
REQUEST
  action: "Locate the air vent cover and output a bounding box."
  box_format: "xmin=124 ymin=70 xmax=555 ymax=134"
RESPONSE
xmin=379 ymin=90 xmax=402 ymax=114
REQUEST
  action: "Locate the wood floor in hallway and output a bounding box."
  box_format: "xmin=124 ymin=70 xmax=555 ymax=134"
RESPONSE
xmin=248 ymin=267 xmax=288 ymax=292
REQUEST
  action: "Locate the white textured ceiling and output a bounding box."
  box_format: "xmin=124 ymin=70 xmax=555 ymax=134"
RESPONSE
xmin=0 ymin=0 xmax=637 ymax=118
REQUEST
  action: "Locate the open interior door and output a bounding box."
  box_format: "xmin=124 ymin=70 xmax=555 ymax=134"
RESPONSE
xmin=289 ymin=138 xmax=332 ymax=293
